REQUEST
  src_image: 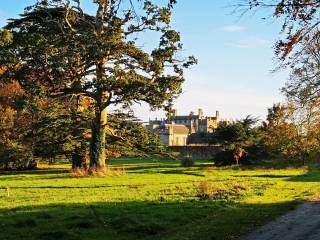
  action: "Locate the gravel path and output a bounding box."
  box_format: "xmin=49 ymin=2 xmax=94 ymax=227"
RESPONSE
xmin=242 ymin=200 xmax=320 ymax=240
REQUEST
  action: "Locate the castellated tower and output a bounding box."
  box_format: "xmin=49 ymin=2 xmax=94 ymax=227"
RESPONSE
xmin=198 ymin=108 xmax=204 ymax=119
xmin=215 ymin=111 xmax=220 ymax=121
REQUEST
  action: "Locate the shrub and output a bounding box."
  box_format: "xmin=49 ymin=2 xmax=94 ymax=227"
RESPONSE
xmin=213 ymin=150 xmax=235 ymax=166
xmin=196 ymin=181 xmax=247 ymax=200
xmin=181 ymin=157 xmax=194 ymax=167
xmin=214 ymin=149 xmax=256 ymax=166
xmin=0 ymin=143 xmax=37 ymax=170
xmin=196 ymin=181 xmax=228 ymax=200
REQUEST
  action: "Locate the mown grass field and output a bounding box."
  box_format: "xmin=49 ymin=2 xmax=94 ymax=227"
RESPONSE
xmin=0 ymin=158 xmax=320 ymax=240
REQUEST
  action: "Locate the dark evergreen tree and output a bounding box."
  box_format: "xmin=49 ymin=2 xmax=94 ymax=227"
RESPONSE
xmin=0 ymin=0 xmax=196 ymax=168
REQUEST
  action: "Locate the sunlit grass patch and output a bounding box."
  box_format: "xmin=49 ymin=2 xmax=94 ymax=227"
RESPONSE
xmin=0 ymin=158 xmax=319 ymax=240
xmin=196 ymin=181 xmax=248 ymax=200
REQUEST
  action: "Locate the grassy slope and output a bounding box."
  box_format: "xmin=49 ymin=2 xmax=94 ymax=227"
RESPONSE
xmin=0 ymin=158 xmax=319 ymax=240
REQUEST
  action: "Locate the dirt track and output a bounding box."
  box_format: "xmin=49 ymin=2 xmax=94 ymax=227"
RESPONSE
xmin=242 ymin=201 xmax=320 ymax=240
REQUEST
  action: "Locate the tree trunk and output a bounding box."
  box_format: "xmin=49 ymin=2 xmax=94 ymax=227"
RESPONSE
xmin=90 ymin=107 xmax=107 ymax=168
xmin=90 ymin=55 xmax=108 ymax=168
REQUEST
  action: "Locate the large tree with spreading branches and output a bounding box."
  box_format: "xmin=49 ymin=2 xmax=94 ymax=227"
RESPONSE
xmin=0 ymin=0 xmax=196 ymax=168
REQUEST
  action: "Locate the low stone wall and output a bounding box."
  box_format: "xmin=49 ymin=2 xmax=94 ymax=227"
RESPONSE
xmin=168 ymin=145 xmax=219 ymax=160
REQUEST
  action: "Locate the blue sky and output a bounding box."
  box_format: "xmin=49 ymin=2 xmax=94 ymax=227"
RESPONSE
xmin=0 ymin=0 xmax=288 ymax=121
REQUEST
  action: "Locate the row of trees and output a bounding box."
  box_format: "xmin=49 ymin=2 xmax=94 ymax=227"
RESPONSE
xmin=0 ymin=80 xmax=166 ymax=169
xmin=211 ymin=99 xmax=320 ymax=166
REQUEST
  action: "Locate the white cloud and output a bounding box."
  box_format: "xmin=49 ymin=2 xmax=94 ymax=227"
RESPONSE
xmin=225 ymin=43 xmax=250 ymax=49
xmin=222 ymin=24 xmax=245 ymax=32
xmin=226 ymin=36 xmax=271 ymax=49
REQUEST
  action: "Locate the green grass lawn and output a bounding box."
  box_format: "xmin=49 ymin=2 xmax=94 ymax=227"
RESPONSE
xmin=0 ymin=158 xmax=319 ymax=240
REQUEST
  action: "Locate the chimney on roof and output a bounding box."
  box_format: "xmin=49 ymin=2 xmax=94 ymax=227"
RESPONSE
xmin=216 ymin=110 xmax=220 ymax=120
xmin=198 ymin=108 xmax=203 ymax=119
xmin=172 ymin=109 xmax=177 ymax=118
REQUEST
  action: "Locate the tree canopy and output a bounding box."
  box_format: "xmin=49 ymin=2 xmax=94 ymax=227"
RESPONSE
xmin=211 ymin=116 xmax=265 ymax=165
xmin=0 ymin=0 xmax=196 ymax=168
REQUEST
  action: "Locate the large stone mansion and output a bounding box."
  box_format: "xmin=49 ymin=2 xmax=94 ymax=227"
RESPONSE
xmin=147 ymin=109 xmax=221 ymax=146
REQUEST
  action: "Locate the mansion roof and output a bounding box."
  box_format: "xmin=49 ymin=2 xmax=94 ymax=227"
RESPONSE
xmin=169 ymin=124 xmax=189 ymax=134
xmin=173 ymin=115 xmax=217 ymax=121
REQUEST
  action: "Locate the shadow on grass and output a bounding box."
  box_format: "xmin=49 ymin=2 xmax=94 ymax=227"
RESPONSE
xmin=127 ymin=166 xmax=206 ymax=177
xmin=232 ymin=169 xmax=320 ymax=183
xmin=233 ymin=174 xmax=294 ymax=179
xmin=160 ymin=169 xmax=206 ymax=177
xmin=0 ymin=169 xmax=72 ymax=181
xmin=108 ymin=158 xmax=179 ymax=166
xmin=123 ymin=163 xmax=209 ymax=177
xmin=287 ymin=170 xmax=320 ymax=182
xmin=232 ymin=167 xmax=320 ymax=183
xmin=0 ymin=200 xmax=300 ymax=240
xmin=0 ymin=168 xmax=69 ymax=176
xmin=125 ymin=164 xmax=180 ymax=172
